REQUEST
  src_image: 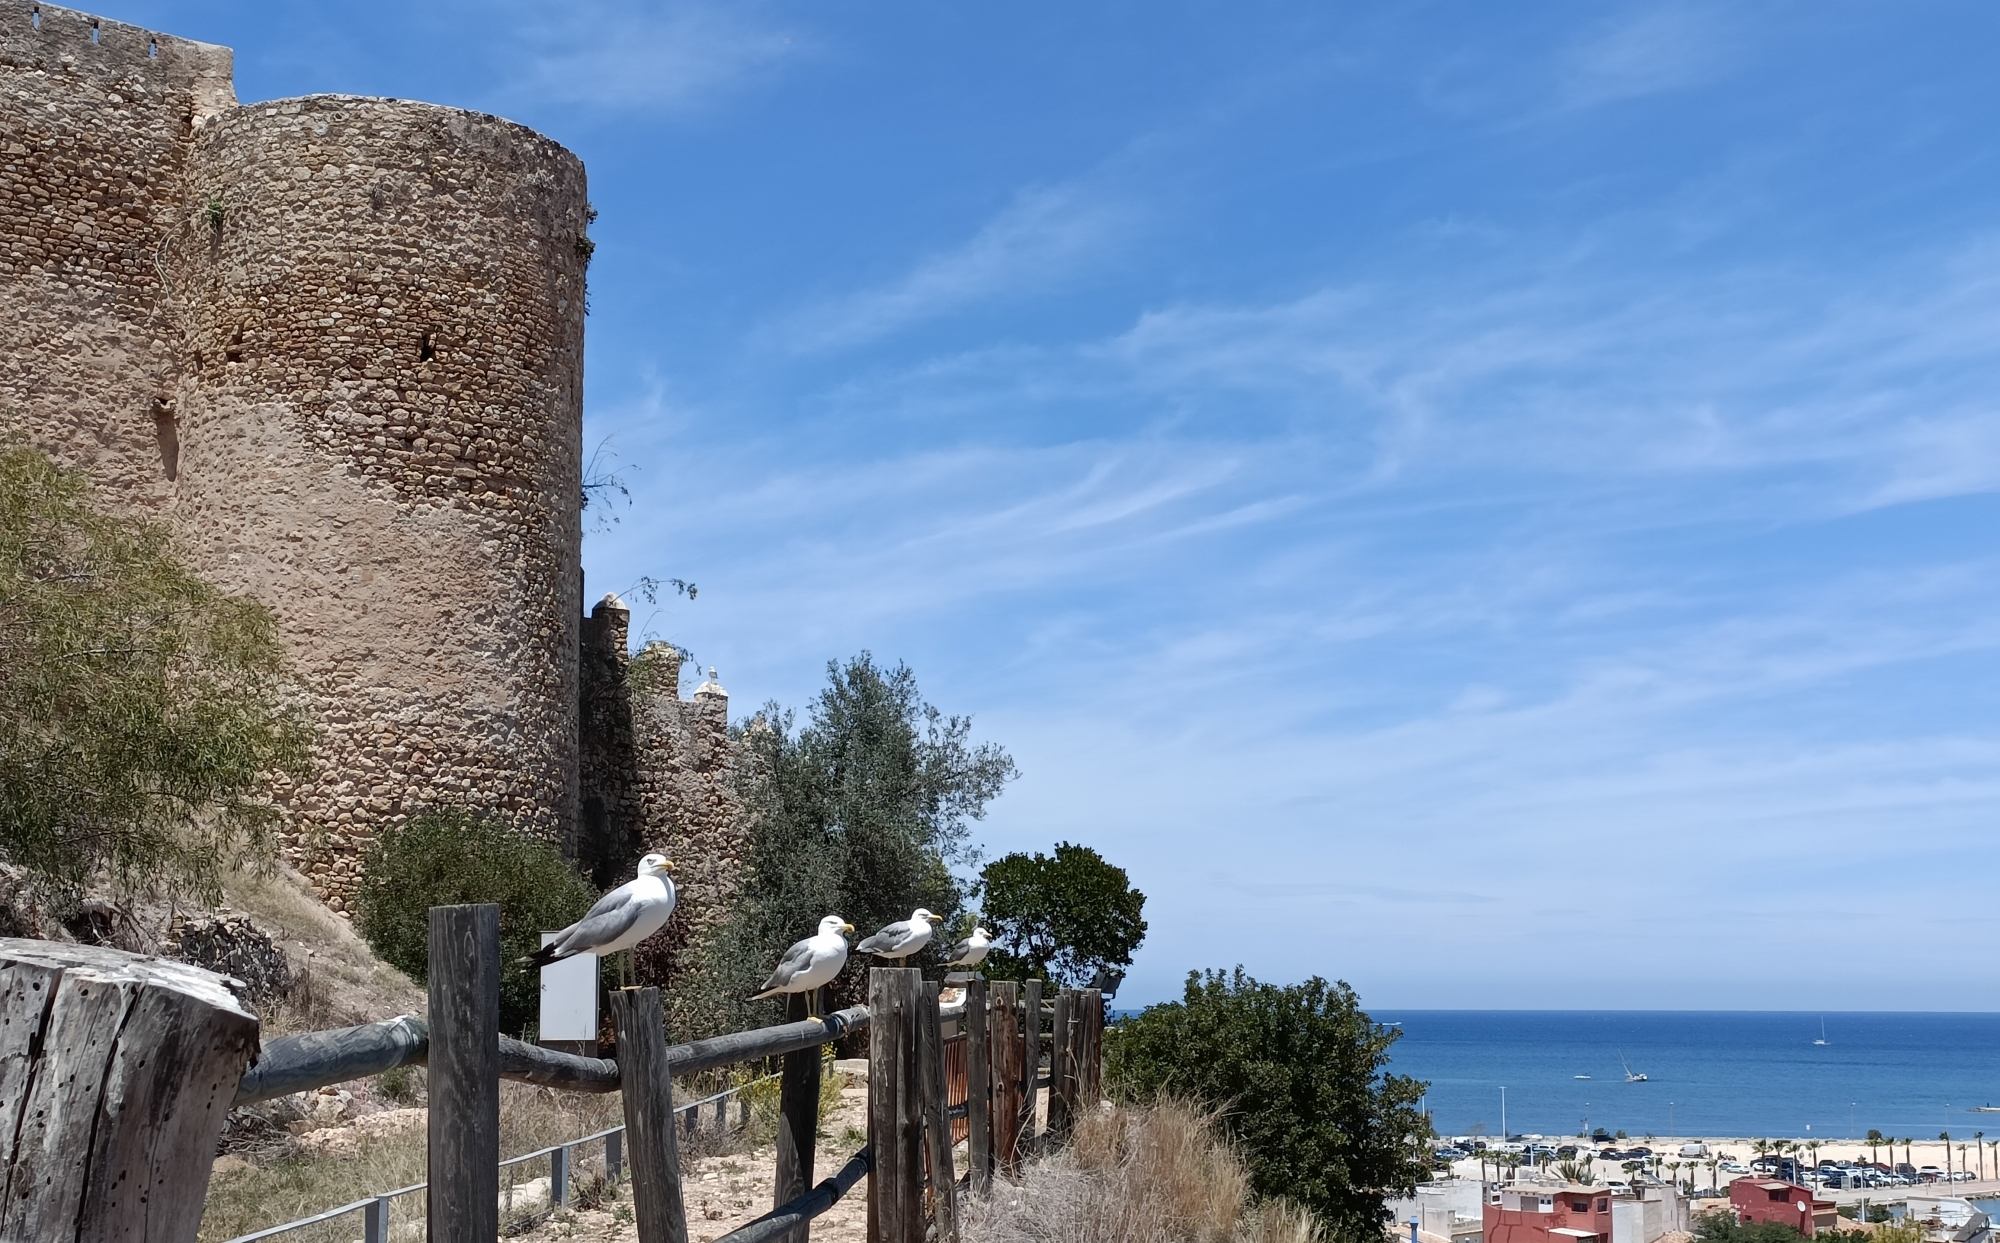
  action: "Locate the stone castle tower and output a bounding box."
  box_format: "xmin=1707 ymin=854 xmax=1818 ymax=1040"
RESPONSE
xmin=1 ymin=1 xmax=740 ymax=914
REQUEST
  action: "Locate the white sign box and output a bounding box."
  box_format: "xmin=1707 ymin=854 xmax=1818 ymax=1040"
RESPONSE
xmin=538 ymin=933 xmax=598 ymax=1042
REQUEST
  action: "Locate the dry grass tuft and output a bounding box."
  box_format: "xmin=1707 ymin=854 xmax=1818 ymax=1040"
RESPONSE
xmin=963 ymin=1100 xmax=1323 ymax=1243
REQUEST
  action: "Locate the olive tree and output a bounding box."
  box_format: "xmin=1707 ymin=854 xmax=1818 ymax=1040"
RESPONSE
xmin=0 ymin=444 xmax=310 ymax=901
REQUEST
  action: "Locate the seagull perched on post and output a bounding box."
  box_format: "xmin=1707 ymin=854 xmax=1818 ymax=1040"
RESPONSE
xmin=751 ymin=915 xmax=855 ymax=1015
xmin=941 ymin=926 xmax=993 ymax=969
xmin=524 ymin=853 xmax=677 ymax=970
xmin=855 ymin=908 xmax=937 ymax=960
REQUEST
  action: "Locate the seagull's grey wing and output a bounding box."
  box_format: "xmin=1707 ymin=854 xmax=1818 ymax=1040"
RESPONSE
xmin=578 ymin=881 xmax=639 ymax=924
xmin=557 ymin=898 xmax=647 ymax=955
xmin=857 ymin=921 xmax=915 ymax=954
xmin=941 ymin=937 xmax=973 ymax=963
xmin=760 ymin=938 xmax=819 ymax=991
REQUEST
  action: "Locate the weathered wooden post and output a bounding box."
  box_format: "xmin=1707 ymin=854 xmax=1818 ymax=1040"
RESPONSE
xmin=428 ymin=903 xmax=501 ymax=1243
xmin=774 ymin=989 xmax=823 ymax=1243
xmin=867 ymin=967 xmax=924 ymax=1243
xmin=917 ymin=982 xmax=958 ymax=1241
xmin=1018 ymin=979 xmax=1042 ymax=1156
xmin=1078 ymin=988 xmax=1102 ymax=1112
xmin=613 ymin=986 xmax=690 ymax=1243
xmin=988 ymin=980 xmax=1021 ymax=1174
xmin=1045 ymin=988 xmax=1074 ymax=1144
xmin=0 ymin=939 xmax=259 ymax=1243
xmin=965 ymin=977 xmax=992 ymax=1193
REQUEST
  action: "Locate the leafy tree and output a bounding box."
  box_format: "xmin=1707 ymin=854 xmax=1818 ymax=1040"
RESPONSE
xmin=978 ymin=841 xmax=1147 ymax=988
xmin=1694 ymin=1217 xmax=1813 ymax=1243
xmin=0 ymin=444 xmax=310 ymax=901
xmin=356 ymin=808 xmax=599 ymax=1035
xmin=1106 ymin=967 xmax=1431 ymax=1242
xmin=696 ymin=654 xmax=1016 ymax=1035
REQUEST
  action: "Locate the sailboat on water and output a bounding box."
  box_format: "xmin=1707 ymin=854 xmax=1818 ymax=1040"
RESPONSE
xmin=1813 ymin=1018 xmax=1828 ymax=1046
xmin=1619 ymin=1050 xmax=1648 ymax=1083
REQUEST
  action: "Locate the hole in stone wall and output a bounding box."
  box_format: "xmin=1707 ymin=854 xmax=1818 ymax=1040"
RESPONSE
xmin=418 ymin=329 xmax=435 ymax=362
xmin=224 ymin=327 xmax=244 ymax=364
xmin=153 ymin=402 xmax=179 ymax=481
xmin=31 ymin=7 xmax=39 ymax=30
xmin=90 ymin=19 xmax=98 ymax=42
xmin=149 ymin=37 xmax=157 ymax=58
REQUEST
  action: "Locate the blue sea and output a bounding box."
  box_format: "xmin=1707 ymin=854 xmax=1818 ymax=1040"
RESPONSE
xmin=1365 ymin=1012 xmax=2000 ymax=1139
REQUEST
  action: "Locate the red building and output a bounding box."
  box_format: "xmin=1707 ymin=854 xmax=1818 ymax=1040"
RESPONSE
xmin=1485 ymin=1185 xmax=1616 ymax=1243
xmin=1727 ymin=1178 xmax=1838 ymax=1237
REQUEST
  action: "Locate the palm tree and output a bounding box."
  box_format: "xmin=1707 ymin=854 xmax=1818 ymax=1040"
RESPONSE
xmin=1807 ymin=1140 xmax=1822 ymax=1183
xmin=1557 ymin=1160 xmax=1596 ymax=1187
xmin=1707 ymin=1157 xmax=1721 ymax=1190
xmin=1941 ymin=1132 xmax=1952 ymax=1182
xmin=1975 ymin=1132 xmax=1985 ymax=1181
xmin=1753 ymin=1138 xmax=1773 ymax=1167
xmin=1868 ymin=1129 xmax=1885 ymax=1171
xmin=1904 ymin=1138 xmax=1915 ymax=1172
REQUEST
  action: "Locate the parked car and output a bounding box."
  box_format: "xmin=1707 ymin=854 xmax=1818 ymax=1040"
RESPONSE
xmin=1557 ymin=1146 xmax=1579 ymax=1160
xmin=1593 ymin=1129 xmax=1614 ymax=1143
xmin=1720 ymin=1161 xmax=1749 ymax=1174
xmin=1626 ymin=1147 xmax=1654 ymax=1159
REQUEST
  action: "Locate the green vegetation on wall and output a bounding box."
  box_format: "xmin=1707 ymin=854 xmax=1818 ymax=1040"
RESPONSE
xmin=356 ymin=808 xmax=599 ymax=1035
xmin=0 ymin=444 xmax=310 ymax=901
xmin=1107 ymin=967 xmax=1432 ymax=1243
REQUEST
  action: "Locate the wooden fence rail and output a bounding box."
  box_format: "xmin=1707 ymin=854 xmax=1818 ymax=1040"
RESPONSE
xmin=0 ymin=915 xmax=1105 ymax=1243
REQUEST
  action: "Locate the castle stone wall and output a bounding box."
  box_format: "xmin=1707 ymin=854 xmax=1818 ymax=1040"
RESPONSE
xmin=1 ymin=4 xmax=589 ymax=909
xmin=0 ymin=0 xmax=232 ymax=514
xmin=579 ymin=596 xmax=747 ymax=1012
xmin=173 ymin=96 xmax=588 ymax=902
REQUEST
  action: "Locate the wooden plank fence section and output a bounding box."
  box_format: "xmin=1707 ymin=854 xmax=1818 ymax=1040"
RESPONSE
xmin=716 ymin=1148 xmax=872 ymax=1243
xmin=0 ymin=940 xmax=258 ymax=1243
xmin=1045 ymin=989 xmax=1074 ymax=1143
xmin=773 ymin=989 xmax=822 ymax=1243
xmin=966 ymin=978 xmax=992 ymax=1193
xmin=614 ymin=986 xmax=690 ymax=1243
xmin=868 ymin=968 xmax=926 ymax=1243
xmin=988 ymin=980 xmax=1021 ymax=1173
xmin=918 ymin=982 xmax=958 ymax=1242
xmin=1018 ymin=979 xmax=1043 ymax=1158
xmin=427 ymin=904 xmax=501 ymax=1243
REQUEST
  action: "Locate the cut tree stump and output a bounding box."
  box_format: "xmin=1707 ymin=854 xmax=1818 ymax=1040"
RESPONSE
xmin=0 ymin=938 xmax=259 ymax=1243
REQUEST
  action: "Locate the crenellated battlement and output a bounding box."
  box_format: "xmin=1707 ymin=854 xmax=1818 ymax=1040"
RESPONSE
xmin=0 ymin=1 xmax=234 ymax=115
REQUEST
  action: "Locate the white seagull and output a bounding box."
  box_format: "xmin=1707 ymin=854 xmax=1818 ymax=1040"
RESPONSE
xmin=855 ymin=908 xmax=937 ymax=960
xmin=525 ymin=853 xmax=677 ymax=968
xmin=941 ymin=926 xmax=993 ymax=969
xmin=751 ymin=915 xmax=856 ymax=1013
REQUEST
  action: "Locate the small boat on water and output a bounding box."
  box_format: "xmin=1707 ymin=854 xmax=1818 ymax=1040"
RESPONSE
xmin=1970 ymin=1106 xmax=2000 ymax=1114
xmin=1813 ymin=1017 xmax=1828 ymax=1046
xmin=1619 ymin=1050 xmax=1648 ymax=1083
xmin=1575 ymin=1074 xmax=1592 ymax=1080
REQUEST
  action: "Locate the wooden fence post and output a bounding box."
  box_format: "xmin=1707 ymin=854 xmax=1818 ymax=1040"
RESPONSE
xmin=1018 ymin=979 xmax=1042 ymax=1157
xmin=428 ymin=904 xmax=500 ymax=1243
xmin=0 ymin=940 xmax=259 ymax=1243
xmin=966 ymin=978 xmax=991 ymax=1193
xmin=1045 ymin=988 xmax=1073 ymax=1144
xmin=774 ymin=988 xmax=823 ymax=1243
xmin=988 ymin=981 xmax=1020 ymax=1174
xmin=918 ymin=981 xmax=957 ymax=1241
xmin=1078 ymin=988 xmax=1102 ymax=1112
xmin=867 ymin=968 xmax=924 ymax=1243
xmin=613 ymin=987 xmax=690 ymax=1243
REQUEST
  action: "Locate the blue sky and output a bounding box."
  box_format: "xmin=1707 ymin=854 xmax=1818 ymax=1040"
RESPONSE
xmin=113 ymin=0 xmax=2000 ymax=1009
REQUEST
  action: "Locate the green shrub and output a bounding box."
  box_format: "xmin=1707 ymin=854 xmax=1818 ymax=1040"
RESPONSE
xmin=1106 ymin=967 xmax=1431 ymax=1243
xmin=355 ymin=808 xmax=598 ymax=1035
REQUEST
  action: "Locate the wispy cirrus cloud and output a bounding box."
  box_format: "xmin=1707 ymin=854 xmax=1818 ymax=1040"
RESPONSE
xmin=500 ymin=0 xmax=805 ymax=114
xmin=771 ymin=185 xmax=1140 ymax=354
xmin=1558 ymin=3 xmax=1745 ymax=109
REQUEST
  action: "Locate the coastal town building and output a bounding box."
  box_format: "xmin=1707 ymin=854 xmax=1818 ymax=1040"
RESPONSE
xmin=1728 ymin=1178 xmax=1838 ymax=1237
xmin=1905 ymin=1197 xmax=1994 ymax=1243
xmin=0 ymin=1 xmax=742 ymax=954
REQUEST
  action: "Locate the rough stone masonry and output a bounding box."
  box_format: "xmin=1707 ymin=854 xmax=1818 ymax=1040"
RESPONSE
xmin=0 ymin=2 xmax=742 ymax=926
